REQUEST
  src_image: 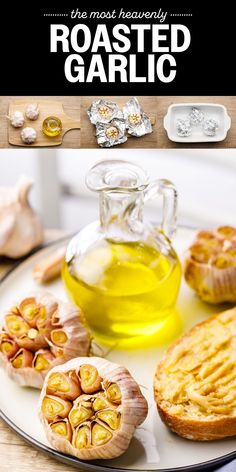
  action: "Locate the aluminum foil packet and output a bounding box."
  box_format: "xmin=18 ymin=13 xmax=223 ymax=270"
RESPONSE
xmin=96 ymin=118 xmax=127 ymax=148
xmin=87 ymin=99 xmax=123 ymax=125
xmin=123 ymin=97 xmax=152 ymax=137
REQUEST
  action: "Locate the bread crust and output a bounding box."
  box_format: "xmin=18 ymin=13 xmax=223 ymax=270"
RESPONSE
xmin=154 ymin=307 xmax=236 ymax=441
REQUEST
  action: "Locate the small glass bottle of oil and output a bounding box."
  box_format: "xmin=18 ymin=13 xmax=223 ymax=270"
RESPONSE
xmin=42 ymin=116 xmax=62 ymax=137
xmin=62 ymin=160 xmax=181 ymax=347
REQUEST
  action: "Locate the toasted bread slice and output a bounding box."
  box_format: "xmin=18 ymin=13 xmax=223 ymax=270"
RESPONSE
xmin=154 ymin=307 xmax=236 ymax=441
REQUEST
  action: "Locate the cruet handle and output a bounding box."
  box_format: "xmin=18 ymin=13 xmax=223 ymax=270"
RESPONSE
xmin=144 ymin=179 xmax=178 ymax=240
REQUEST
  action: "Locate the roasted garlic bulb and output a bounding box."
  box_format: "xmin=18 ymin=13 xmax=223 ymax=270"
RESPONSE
xmin=184 ymin=226 xmax=236 ymax=303
xmin=0 ymin=176 xmax=43 ymax=258
xmin=39 ymin=357 xmax=148 ymax=460
xmin=0 ymin=292 xmax=91 ymax=388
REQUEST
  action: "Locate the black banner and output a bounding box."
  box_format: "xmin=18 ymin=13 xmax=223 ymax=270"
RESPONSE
xmin=1 ymin=3 xmax=234 ymax=95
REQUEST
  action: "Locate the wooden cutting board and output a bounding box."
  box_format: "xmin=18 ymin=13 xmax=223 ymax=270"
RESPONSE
xmin=8 ymin=100 xmax=80 ymax=147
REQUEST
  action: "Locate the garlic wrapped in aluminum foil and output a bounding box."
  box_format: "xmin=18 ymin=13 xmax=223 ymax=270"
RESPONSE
xmin=39 ymin=356 xmax=148 ymax=460
xmin=123 ymin=97 xmax=152 ymax=137
xmin=87 ymin=99 xmax=123 ymax=125
xmin=96 ymin=118 xmax=127 ymax=148
xmin=0 ymin=292 xmax=91 ymax=388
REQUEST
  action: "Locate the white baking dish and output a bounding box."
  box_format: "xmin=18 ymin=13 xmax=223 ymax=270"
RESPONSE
xmin=164 ymin=103 xmax=231 ymax=143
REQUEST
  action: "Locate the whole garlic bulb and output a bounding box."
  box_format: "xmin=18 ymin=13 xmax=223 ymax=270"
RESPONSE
xmin=25 ymin=104 xmax=40 ymax=120
xmin=0 ymin=292 xmax=91 ymax=388
xmin=9 ymin=110 xmax=25 ymax=128
xmin=0 ymin=176 xmax=43 ymax=258
xmin=184 ymin=226 xmax=236 ymax=304
xmin=21 ymin=127 xmax=37 ymax=144
xmin=39 ymin=357 xmax=148 ymax=460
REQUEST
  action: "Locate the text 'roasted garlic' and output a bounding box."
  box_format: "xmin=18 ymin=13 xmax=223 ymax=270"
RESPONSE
xmin=184 ymin=226 xmax=236 ymax=304
xmin=39 ymin=357 xmax=148 ymax=460
xmin=0 ymin=292 xmax=91 ymax=388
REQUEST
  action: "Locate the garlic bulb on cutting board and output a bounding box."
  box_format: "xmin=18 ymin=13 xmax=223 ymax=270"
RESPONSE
xmin=39 ymin=356 xmax=148 ymax=460
xmin=25 ymin=104 xmax=40 ymax=120
xmin=0 ymin=176 xmax=43 ymax=258
xmin=9 ymin=111 xmax=25 ymax=128
xmin=184 ymin=226 xmax=236 ymax=304
xmin=0 ymin=292 xmax=91 ymax=388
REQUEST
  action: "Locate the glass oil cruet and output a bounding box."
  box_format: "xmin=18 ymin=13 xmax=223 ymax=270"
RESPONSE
xmin=62 ymin=160 xmax=182 ymax=346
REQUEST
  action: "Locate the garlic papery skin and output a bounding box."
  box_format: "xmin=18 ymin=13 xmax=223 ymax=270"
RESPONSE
xmin=0 ymin=292 xmax=91 ymax=388
xmin=9 ymin=111 xmax=25 ymax=128
xmin=39 ymin=357 xmax=148 ymax=460
xmin=0 ymin=176 xmax=43 ymax=258
xmin=33 ymin=246 xmax=66 ymax=283
xmin=21 ymin=127 xmax=37 ymax=144
xmin=25 ymin=104 xmax=40 ymax=121
xmin=184 ymin=226 xmax=236 ymax=304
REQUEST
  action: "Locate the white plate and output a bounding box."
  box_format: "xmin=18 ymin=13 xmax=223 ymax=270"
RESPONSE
xmin=163 ymin=103 xmax=231 ymax=143
xmin=0 ymin=229 xmax=235 ymax=472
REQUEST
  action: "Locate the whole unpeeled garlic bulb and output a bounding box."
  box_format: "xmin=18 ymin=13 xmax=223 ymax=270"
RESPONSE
xmin=0 ymin=176 xmax=43 ymax=258
xmin=39 ymin=357 xmax=148 ymax=460
xmin=25 ymin=104 xmax=40 ymax=120
xmin=0 ymin=292 xmax=91 ymax=388
xmin=184 ymin=226 xmax=236 ymax=303
xmin=9 ymin=111 xmax=25 ymax=128
xmin=21 ymin=127 xmax=37 ymax=144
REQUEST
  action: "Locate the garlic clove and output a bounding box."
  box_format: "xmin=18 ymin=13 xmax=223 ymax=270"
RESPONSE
xmin=33 ymin=349 xmax=55 ymax=372
xmin=0 ymin=176 xmax=43 ymax=258
xmin=42 ymin=395 xmax=72 ymax=421
xmin=47 ymin=371 xmax=81 ymax=400
xmin=39 ymin=356 xmax=148 ymax=460
xmin=79 ymin=364 xmax=102 ymax=393
xmin=11 ymin=348 xmax=33 ymax=368
xmin=33 ymin=247 xmax=66 ymax=283
xmin=0 ymin=292 xmax=91 ymax=388
xmin=50 ymin=418 xmax=72 ymax=442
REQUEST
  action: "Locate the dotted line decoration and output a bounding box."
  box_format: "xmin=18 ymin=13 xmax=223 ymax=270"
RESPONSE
xmin=44 ymin=13 xmax=69 ymax=17
xmin=170 ymin=13 xmax=193 ymax=17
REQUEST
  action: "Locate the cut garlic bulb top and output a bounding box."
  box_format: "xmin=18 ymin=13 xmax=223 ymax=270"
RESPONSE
xmin=9 ymin=110 xmax=25 ymax=128
xmin=184 ymin=226 xmax=236 ymax=303
xmin=39 ymin=357 xmax=148 ymax=460
xmin=0 ymin=292 xmax=91 ymax=388
xmin=0 ymin=176 xmax=43 ymax=258
xmin=25 ymin=104 xmax=40 ymax=121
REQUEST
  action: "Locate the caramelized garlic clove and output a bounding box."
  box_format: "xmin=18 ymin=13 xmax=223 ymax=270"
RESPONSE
xmin=0 ymin=337 xmax=19 ymax=359
xmin=50 ymin=329 xmax=68 ymax=347
xmin=106 ymin=383 xmax=122 ymax=404
xmin=91 ymin=422 xmax=112 ymax=446
xmin=79 ymin=364 xmax=102 ymax=393
xmin=69 ymin=405 xmax=93 ymax=428
xmin=33 ymin=349 xmax=55 ymax=372
xmin=4 ymin=315 xmax=29 ymax=338
xmin=93 ymin=393 xmax=111 ymax=411
xmin=33 ymin=247 xmax=66 ymax=284
xmin=47 ymin=371 xmax=81 ymax=400
xmin=50 ymin=418 xmax=72 ymax=442
xmin=11 ymin=348 xmax=33 ymax=368
xmin=96 ymin=409 xmax=120 ymax=430
xmin=42 ymin=395 xmax=72 ymax=421
xmin=73 ymin=425 xmax=91 ymax=449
